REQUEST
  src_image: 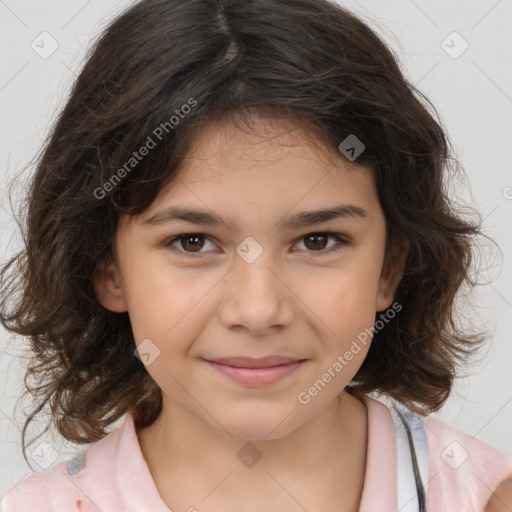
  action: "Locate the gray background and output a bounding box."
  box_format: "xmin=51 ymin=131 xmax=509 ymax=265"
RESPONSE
xmin=1 ymin=0 xmax=511 ymax=497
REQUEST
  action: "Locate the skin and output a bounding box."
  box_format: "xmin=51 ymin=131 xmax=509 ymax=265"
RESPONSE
xmin=485 ymin=477 xmax=512 ymax=512
xmin=94 ymin=115 xmax=408 ymax=512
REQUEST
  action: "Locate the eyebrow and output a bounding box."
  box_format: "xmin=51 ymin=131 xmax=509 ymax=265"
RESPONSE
xmin=142 ymin=204 xmax=369 ymax=230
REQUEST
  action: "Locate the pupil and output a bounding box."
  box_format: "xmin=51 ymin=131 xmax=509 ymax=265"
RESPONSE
xmin=183 ymin=235 xmax=203 ymax=252
xmin=306 ymin=234 xmax=326 ymax=250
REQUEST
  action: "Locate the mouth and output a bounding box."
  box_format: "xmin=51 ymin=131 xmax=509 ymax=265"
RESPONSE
xmin=203 ymin=356 xmax=307 ymax=387
xmin=206 ymin=356 xmax=305 ymax=368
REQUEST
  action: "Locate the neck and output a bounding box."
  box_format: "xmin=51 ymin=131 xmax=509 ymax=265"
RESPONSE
xmin=136 ymin=391 xmax=368 ymax=511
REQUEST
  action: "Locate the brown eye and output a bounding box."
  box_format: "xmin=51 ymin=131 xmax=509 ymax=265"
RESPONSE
xmin=181 ymin=235 xmax=205 ymax=252
xmin=166 ymin=234 xmax=215 ymax=254
xmin=164 ymin=232 xmax=348 ymax=258
xmin=303 ymin=233 xmax=329 ymax=250
xmin=295 ymin=232 xmax=349 ymax=255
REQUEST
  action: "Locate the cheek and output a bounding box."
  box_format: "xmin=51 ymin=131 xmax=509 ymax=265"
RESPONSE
xmin=297 ymin=259 xmax=381 ymax=351
xmin=126 ymin=263 xmax=219 ymax=350
xmin=307 ymin=257 xmax=381 ymax=313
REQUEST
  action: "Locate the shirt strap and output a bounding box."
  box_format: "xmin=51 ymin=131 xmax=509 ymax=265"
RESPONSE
xmin=388 ymin=403 xmax=429 ymax=512
xmin=67 ymin=447 xmax=88 ymax=476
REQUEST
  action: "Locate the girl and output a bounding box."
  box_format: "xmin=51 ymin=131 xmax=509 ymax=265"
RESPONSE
xmin=1 ymin=0 xmax=511 ymax=510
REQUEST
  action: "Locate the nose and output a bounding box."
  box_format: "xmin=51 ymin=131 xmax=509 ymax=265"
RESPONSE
xmin=217 ymin=248 xmax=295 ymax=336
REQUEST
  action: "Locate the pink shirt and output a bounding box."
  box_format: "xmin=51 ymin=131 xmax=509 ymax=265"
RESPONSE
xmin=2 ymin=394 xmax=511 ymax=511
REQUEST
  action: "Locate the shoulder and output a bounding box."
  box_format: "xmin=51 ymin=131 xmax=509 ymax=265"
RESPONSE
xmin=424 ymin=415 xmax=512 ymax=511
xmin=1 ymin=421 xmax=125 ymax=512
xmin=0 ymin=461 xmax=69 ymax=512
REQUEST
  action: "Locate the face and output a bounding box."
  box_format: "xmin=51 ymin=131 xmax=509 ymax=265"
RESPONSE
xmin=94 ymin=115 xmax=406 ymax=440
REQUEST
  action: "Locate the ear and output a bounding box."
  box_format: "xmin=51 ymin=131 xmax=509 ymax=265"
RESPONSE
xmin=375 ymin=227 xmax=409 ymax=312
xmin=93 ymin=259 xmax=128 ymax=313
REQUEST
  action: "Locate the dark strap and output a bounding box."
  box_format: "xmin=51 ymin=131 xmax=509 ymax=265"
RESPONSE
xmin=388 ymin=403 xmax=429 ymax=511
xmin=396 ymin=408 xmax=427 ymax=512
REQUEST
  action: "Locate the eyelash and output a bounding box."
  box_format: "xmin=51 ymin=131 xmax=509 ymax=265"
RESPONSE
xmin=163 ymin=231 xmax=350 ymax=258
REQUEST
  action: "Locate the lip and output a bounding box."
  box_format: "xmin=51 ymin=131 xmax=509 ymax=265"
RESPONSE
xmin=204 ymin=357 xmax=306 ymax=386
xmin=206 ymin=356 xmax=303 ymax=368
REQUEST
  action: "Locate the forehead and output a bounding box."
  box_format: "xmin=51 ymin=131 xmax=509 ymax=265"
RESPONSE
xmin=161 ymin=115 xmax=375 ymax=198
xmin=120 ymin=115 xmax=380 ymax=232
xmin=180 ymin=114 xmax=355 ymax=177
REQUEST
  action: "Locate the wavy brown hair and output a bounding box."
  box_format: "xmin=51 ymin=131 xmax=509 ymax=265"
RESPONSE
xmin=1 ymin=0 xmax=489 ymax=466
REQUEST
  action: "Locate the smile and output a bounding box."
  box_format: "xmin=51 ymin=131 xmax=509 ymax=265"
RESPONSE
xmin=204 ymin=359 xmax=306 ymax=386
